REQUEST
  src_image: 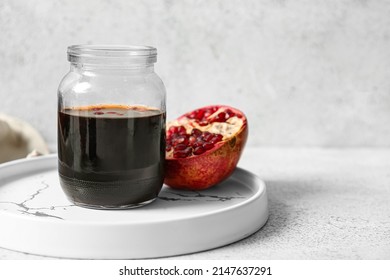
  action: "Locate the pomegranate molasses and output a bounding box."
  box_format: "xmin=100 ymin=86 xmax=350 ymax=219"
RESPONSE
xmin=58 ymin=105 xmax=165 ymax=208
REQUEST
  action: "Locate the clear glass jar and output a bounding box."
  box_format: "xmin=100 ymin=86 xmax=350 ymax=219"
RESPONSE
xmin=57 ymin=45 xmax=166 ymax=209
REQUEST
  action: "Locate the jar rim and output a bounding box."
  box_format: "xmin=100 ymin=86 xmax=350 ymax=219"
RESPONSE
xmin=67 ymin=45 xmax=157 ymax=65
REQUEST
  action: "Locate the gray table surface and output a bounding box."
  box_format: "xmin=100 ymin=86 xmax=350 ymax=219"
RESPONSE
xmin=1 ymin=148 xmax=389 ymax=260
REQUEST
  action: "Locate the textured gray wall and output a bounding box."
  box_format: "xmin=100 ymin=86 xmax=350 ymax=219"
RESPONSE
xmin=1 ymin=0 xmax=390 ymax=149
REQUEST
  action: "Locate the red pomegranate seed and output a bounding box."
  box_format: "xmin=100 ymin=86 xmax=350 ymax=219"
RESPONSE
xmin=189 ymin=136 xmax=196 ymax=145
xmin=93 ymin=111 xmax=104 ymax=115
xmin=174 ymin=144 xmax=187 ymax=150
xmin=177 ymin=126 xmax=187 ymax=135
xmin=195 ymin=110 xmax=205 ymax=120
xmin=209 ymin=134 xmax=223 ymax=144
xmin=210 ymin=135 xmax=220 ymax=144
xmin=193 ymin=146 xmax=205 ymax=155
xmin=187 ymin=111 xmax=197 ymax=119
xmin=202 ymin=132 xmax=214 ymax=142
xmin=173 ymin=151 xmax=186 ymax=158
xmin=193 ymin=140 xmax=204 ymax=148
xmin=173 ymin=147 xmax=192 ymax=158
xmin=166 ymin=144 xmax=172 ymax=152
xmin=181 ymin=136 xmax=190 ymax=146
xmin=172 ymin=135 xmax=189 ymax=146
xmin=226 ymin=109 xmax=235 ymax=119
xmin=169 ymin=126 xmax=178 ymax=134
xmin=171 ymin=137 xmax=178 ymax=145
xmin=212 ymin=112 xmax=226 ymax=122
xmin=203 ymin=142 xmax=214 ymax=150
xmin=188 ymin=110 xmax=203 ymax=120
xmin=204 ymin=110 xmax=212 ymax=118
xmin=191 ymin=128 xmax=202 ymax=137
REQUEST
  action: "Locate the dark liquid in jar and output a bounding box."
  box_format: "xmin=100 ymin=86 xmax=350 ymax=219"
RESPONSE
xmin=57 ymin=105 xmax=166 ymax=208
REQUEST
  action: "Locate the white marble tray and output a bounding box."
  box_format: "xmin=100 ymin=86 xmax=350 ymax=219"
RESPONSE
xmin=0 ymin=154 xmax=268 ymax=259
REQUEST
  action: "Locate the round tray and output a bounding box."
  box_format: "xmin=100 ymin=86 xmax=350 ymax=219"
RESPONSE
xmin=0 ymin=154 xmax=268 ymax=259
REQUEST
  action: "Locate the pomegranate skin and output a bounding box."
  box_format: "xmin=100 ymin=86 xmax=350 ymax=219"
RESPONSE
xmin=164 ymin=110 xmax=248 ymax=190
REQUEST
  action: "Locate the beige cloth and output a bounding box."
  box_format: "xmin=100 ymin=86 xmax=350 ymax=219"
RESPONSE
xmin=0 ymin=114 xmax=49 ymax=163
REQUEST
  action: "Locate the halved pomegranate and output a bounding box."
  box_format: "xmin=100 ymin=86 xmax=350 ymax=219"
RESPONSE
xmin=165 ymin=105 xmax=248 ymax=190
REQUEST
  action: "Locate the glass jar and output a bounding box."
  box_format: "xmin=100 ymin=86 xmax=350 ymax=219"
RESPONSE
xmin=57 ymin=45 xmax=166 ymax=209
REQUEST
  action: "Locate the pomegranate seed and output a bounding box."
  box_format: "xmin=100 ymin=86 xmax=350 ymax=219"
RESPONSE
xmin=193 ymin=140 xmax=204 ymax=148
xmin=193 ymin=146 xmax=205 ymax=155
xmin=93 ymin=111 xmax=104 ymax=115
xmin=169 ymin=126 xmax=178 ymax=134
xmin=181 ymin=137 xmax=190 ymax=146
xmin=172 ymin=135 xmax=189 ymax=146
xmin=107 ymin=111 xmax=117 ymax=114
xmin=191 ymin=128 xmax=202 ymax=137
xmin=214 ymin=112 xmax=227 ymax=122
xmin=204 ymin=110 xmax=212 ymax=118
xmin=187 ymin=111 xmax=197 ymax=119
xmin=210 ymin=135 xmax=222 ymax=144
xmin=202 ymin=132 xmax=214 ymax=142
xmin=177 ymin=126 xmax=187 ymax=135
xmin=170 ymin=137 xmax=178 ymax=145
xmin=169 ymin=133 xmax=178 ymax=140
xmin=195 ymin=110 xmax=205 ymax=120
xmin=173 ymin=147 xmax=192 ymax=158
xmin=189 ymin=136 xmax=196 ymax=145
xmin=226 ymin=109 xmax=235 ymax=119
xmin=174 ymin=144 xmax=187 ymax=150
xmin=214 ymin=134 xmax=223 ymax=142
xmin=203 ymin=142 xmax=214 ymax=150
xmin=188 ymin=110 xmax=203 ymax=120
xmin=211 ymin=106 xmax=218 ymax=113
xmin=173 ymin=151 xmax=186 ymax=158
xmin=166 ymin=144 xmax=172 ymax=152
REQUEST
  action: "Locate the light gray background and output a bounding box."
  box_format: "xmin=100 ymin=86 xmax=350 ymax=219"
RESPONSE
xmin=1 ymin=0 xmax=389 ymax=149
